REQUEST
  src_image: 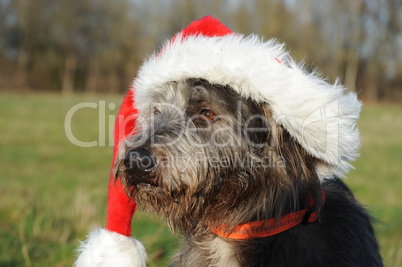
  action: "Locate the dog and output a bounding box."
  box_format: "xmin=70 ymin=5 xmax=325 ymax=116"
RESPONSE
xmin=75 ymin=16 xmax=382 ymax=267
xmin=114 ymin=78 xmax=382 ymax=266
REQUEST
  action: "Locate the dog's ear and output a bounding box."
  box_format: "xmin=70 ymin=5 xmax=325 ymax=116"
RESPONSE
xmin=260 ymin=104 xmax=320 ymax=183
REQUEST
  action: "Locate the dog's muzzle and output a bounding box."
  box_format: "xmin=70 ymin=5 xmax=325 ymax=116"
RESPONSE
xmin=124 ymin=148 xmax=157 ymax=178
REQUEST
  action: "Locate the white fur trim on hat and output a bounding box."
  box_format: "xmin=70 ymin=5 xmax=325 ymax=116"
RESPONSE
xmin=132 ymin=34 xmax=361 ymax=181
xmin=74 ymin=228 xmax=146 ymax=267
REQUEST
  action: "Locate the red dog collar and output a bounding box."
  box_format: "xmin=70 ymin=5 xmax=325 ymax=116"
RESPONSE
xmin=211 ymin=189 xmax=325 ymax=240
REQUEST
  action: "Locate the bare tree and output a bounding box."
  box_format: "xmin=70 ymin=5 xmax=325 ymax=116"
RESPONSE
xmin=0 ymin=0 xmax=400 ymax=100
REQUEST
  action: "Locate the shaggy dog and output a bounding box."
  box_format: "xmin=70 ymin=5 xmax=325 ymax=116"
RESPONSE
xmin=114 ymin=78 xmax=382 ymax=266
xmin=75 ymin=16 xmax=382 ymax=267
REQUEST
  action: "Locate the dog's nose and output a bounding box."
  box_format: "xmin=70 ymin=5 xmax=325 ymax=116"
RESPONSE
xmin=124 ymin=148 xmax=156 ymax=177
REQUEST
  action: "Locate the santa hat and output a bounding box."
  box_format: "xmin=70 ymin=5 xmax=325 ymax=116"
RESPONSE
xmin=75 ymin=16 xmax=361 ymax=266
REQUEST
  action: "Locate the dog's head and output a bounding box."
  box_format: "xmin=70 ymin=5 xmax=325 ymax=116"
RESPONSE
xmin=112 ymin=19 xmax=361 ymax=234
xmin=115 ymin=78 xmax=323 ymax=232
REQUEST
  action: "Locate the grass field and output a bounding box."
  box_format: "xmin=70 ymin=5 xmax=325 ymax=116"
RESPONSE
xmin=0 ymin=93 xmax=401 ymax=266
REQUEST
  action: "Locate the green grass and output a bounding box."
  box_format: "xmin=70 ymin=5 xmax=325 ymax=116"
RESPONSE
xmin=348 ymin=104 xmax=402 ymax=266
xmin=0 ymin=93 xmax=401 ymax=266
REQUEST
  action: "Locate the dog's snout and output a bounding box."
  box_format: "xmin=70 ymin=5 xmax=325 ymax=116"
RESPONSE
xmin=124 ymin=148 xmax=156 ymax=177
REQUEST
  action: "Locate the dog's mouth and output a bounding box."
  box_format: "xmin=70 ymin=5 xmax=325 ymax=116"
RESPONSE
xmin=136 ymin=181 xmax=157 ymax=188
xmin=126 ymin=174 xmax=159 ymax=188
xmin=135 ymin=182 xmax=159 ymax=194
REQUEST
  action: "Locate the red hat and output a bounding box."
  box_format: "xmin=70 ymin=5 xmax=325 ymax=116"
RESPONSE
xmin=106 ymin=16 xmax=232 ymax=238
xmin=75 ymin=15 xmax=360 ymax=266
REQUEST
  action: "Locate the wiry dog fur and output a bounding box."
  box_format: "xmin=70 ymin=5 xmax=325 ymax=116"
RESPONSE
xmin=115 ymin=79 xmax=382 ymax=266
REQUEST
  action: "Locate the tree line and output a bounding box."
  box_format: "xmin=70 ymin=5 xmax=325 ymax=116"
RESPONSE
xmin=0 ymin=0 xmax=401 ymax=101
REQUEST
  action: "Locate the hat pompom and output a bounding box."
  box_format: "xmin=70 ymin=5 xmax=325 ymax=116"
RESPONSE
xmin=74 ymin=228 xmax=146 ymax=267
xmin=75 ymin=90 xmax=144 ymax=266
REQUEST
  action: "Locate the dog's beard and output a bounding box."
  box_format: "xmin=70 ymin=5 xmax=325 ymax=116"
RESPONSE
xmin=116 ymin=125 xmax=211 ymax=231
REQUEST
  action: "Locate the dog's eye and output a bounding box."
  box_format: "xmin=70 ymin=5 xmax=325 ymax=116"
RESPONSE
xmin=200 ymin=109 xmax=216 ymax=121
xmin=152 ymin=107 xmax=161 ymax=115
